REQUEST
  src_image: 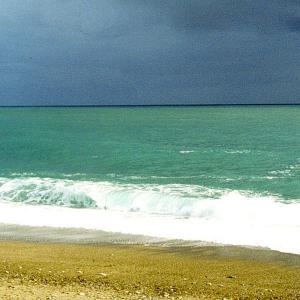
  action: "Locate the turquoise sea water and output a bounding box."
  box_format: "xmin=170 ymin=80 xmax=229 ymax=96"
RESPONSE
xmin=1 ymin=106 xmax=299 ymax=198
xmin=0 ymin=106 xmax=299 ymax=253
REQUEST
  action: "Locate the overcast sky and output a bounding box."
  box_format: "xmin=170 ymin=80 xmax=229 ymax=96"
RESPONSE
xmin=0 ymin=0 xmax=300 ymax=105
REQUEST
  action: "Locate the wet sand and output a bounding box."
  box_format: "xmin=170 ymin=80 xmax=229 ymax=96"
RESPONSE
xmin=0 ymin=232 xmax=300 ymax=299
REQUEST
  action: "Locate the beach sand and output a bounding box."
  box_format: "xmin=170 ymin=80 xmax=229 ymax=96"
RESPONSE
xmin=0 ymin=236 xmax=300 ymax=299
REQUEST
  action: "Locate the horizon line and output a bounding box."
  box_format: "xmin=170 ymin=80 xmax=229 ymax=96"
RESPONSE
xmin=0 ymin=103 xmax=300 ymax=108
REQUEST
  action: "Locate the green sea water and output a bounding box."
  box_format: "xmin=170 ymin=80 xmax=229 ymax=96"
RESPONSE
xmin=0 ymin=106 xmax=299 ymax=200
xmin=0 ymin=106 xmax=300 ymax=253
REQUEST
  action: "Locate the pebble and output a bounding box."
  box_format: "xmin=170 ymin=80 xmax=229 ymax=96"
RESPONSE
xmin=99 ymin=272 xmax=107 ymax=277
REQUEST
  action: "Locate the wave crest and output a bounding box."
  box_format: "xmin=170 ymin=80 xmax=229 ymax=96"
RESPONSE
xmin=0 ymin=178 xmax=96 ymax=208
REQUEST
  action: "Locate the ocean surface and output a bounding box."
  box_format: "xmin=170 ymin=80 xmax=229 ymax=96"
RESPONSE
xmin=0 ymin=106 xmax=299 ymax=253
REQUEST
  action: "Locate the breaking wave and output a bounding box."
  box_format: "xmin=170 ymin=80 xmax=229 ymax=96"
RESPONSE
xmin=0 ymin=177 xmax=299 ymax=254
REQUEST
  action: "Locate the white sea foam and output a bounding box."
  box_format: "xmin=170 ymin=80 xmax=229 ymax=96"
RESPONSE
xmin=179 ymin=150 xmax=195 ymax=154
xmin=224 ymin=150 xmax=251 ymax=154
xmin=0 ymin=177 xmax=299 ymax=254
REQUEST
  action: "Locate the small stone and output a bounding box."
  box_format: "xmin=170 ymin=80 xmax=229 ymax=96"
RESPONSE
xmin=79 ymin=292 xmax=85 ymax=296
xmin=99 ymin=272 xmax=107 ymax=277
xmin=218 ymin=284 xmax=224 ymax=287
xmin=227 ymin=275 xmax=236 ymax=279
xmin=77 ymin=270 xmax=83 ymax=274
xmin=207 ymin=282 xmax=212 ymax=286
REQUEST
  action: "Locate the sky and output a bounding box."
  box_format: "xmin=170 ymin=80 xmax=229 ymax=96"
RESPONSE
xmin=0 ymin=0 xmax=300 ymax=105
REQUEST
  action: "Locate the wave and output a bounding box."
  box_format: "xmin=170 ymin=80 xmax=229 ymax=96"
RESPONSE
xmin=224 ymin=150 xmax=251 ymax=154
xmin=0 ymin=178 xmax=96 ymax=208
xmin=268 ymin=162 xmax=300 ymax=178
xmin=179 ymin=150 xmax=195 ymax=154
xmin=0 ymin=177 xmax=299 ymax=254
xmin=0 ymin=177 xmax=227 ymax=214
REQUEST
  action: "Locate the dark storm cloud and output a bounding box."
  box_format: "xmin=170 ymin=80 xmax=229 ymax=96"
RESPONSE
xmin=162 ymin=0 xmax=300 ymax=33
xmin=286 ymin=17 xmax=300 ymax=32
xmin=0 ymin=0 xmax=299 ymax=105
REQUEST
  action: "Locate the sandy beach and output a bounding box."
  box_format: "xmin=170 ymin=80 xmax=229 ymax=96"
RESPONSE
xmin=0 ymin=226 xmax=299 ymax=300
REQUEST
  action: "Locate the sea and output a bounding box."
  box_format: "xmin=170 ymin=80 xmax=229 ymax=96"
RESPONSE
xmin=0 ymin=106 xmax=299 ymax=254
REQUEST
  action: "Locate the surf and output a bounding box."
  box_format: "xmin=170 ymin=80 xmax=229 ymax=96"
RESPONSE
xmin=0 ymin=177 xmax=299 ymax=254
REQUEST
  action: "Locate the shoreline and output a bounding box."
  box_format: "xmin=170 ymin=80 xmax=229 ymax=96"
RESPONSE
xmin=0 ymin=225 xmax=299 ymax=299
xmin=1 ymin=223 xmax=300 ymax=264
